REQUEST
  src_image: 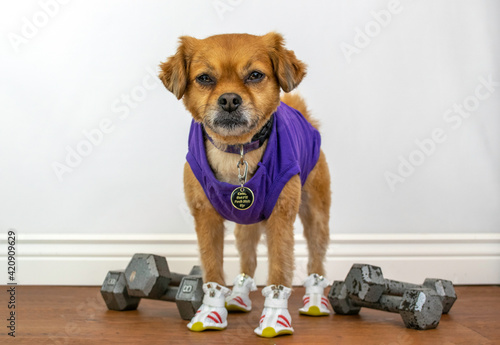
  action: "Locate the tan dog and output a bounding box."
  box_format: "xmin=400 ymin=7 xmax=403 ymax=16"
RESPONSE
xmin=159 ymin=32 xmax=331 ymax=338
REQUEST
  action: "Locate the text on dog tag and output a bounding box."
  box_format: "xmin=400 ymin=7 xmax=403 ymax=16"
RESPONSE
xmin=231 ymin=187 xmax=254 ymax=210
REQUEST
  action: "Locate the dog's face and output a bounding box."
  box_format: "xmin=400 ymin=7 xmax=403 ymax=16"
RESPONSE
xmin=159 ymin=32 xmax=306 ymax=144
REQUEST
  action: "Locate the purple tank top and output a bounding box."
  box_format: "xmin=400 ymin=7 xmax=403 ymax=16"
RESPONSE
xmin=186 ymin=102 xmax=321 ymax=225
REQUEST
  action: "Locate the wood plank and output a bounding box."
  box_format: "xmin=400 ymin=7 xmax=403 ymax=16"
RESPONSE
xmin=0 ymin=286 xmax=498 ymax=344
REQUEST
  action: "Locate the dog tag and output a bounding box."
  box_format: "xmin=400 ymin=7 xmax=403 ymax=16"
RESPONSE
xmin=231 ymin=187 xmax=254 ymax=210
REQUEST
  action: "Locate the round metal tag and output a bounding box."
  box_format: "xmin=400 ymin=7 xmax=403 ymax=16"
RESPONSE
xmin=231 ymin=187 xmax=254 ymax=210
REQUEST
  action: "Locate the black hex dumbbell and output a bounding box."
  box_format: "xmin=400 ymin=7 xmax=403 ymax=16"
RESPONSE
xmin=101 ymin=254 xmax=203 ymax=319
xmin=344 ymin=263 xmax=457 ymax=313
xmin=329 ymin=281 xmax=443 ymax=330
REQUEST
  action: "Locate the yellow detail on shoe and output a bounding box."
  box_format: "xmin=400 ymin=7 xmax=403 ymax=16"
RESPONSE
xmin=225 ymin=302 xmax=250 ymax=312
xmin=188 ymin=322 xmax=226 ymax=332
xmin=299 ymin=306 xmax=330 ymax=316
xmin=258 ymin=327 xmax=294 ymax=338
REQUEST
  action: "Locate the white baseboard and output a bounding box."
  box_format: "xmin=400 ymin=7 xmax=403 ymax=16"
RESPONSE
xmin=1 ymin=233 xmax=499 ymax=286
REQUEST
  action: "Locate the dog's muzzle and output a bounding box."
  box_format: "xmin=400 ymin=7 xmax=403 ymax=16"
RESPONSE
xmin=212 ymin=110 xmax=249 ymax=129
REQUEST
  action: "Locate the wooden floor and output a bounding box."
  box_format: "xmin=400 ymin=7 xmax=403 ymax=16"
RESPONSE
xmin=1 ymin=285 xmax=498 ymax=344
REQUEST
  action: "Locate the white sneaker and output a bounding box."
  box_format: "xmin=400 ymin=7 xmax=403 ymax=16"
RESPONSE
xmin=254 ymin=285 xmax=294 ymax=338
xmin=187 ymin=282 xmax=230 ymax=332
xmin=298 ymin=273 xmax=331 ymax=316
xmin=225 ymin=273 xmax=257 ymax=312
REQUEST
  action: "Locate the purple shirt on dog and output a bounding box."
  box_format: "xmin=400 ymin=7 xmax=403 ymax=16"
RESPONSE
xmin=186 ymin=102 xmax=321 ymax=225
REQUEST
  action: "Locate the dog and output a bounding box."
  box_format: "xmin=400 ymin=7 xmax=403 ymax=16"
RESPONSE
xmin=159 ymin=32 xmax=331 ymax=338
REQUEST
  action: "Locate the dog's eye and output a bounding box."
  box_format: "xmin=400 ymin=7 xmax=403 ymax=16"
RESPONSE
xmin=246 ymin=71 xmax=264 ymax=83
xmin=196 ymin=74 xmax=214 ymax=85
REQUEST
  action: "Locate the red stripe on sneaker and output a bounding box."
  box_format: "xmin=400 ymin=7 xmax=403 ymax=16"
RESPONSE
xmin=211 ymin=311 xmax=223 ymax=323
xmin=278 ymin=315 xmax=291 ymax=328
xmin=322 ymin=297 xmax=328 ymax=303
xmin=196 ymin=310 xmax=201 ymax=314
xmin=260 ymin=315 xmax=265 ymax=323
xmin=234 ymin=296 xmax=248 ymax=307
xmin=276 ymin=320 xmax=289 ymax=328
xmin=206 ymin=315 xmax=219 ymax=324
xmin=321 ymin=301 xmax=329 ymax=308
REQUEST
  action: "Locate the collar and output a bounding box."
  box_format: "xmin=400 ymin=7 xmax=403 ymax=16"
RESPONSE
xmin=204 ymin=114 xmax=274 ymax=154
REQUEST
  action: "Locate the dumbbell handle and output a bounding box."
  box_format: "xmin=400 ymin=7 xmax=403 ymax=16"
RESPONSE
xmin=384 ymin=279 xmax=423 ymax=295
xmin=351 ymin=294 xmax=403 ymax=314
xmin=126 ymin=286 xmax=179 ymax=302
xmin=143 ymin=273 xmax=202 ymax=303
xmin=136 ymin=274 xmax=203 ymax=303
xmin=158 ymin=286 xmax=179 ymax=302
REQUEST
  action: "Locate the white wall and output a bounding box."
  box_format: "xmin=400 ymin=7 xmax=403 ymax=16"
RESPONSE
xmin=1 ymin=0 xmax=499 ymax=236
xmin=0 ymin=0 xmax=499 ymax=284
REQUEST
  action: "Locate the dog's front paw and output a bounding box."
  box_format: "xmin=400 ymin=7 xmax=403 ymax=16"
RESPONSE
xmin=298 ymin=273 xmax=331 ymax=316
xmin=225 ymin=273 xmax=257 ymax=312
xmin=254 ymin=285 xmax=294 ymax=338
xmin=187 ymin=282 xmax=230 ymax=332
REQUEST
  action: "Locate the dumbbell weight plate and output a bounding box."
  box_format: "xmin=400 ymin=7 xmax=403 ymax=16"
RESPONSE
xmin=175 ymin=276 xmax=204 ymax=320
xmin=125 ymin=254 xmax=171 ymax=298
xmin=399 ymin=288 xmax=442 ymax=330
xmin=328 ymin=281 xmax=361 ymax=315
xmin=101 ymin=270 xmax=141 ymax=311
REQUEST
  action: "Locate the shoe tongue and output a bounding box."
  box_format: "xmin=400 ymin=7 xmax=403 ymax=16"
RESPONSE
xmin=263 ymin=285 xmax=292 ymax=299
xmin=305 ymin=274 xmax=329 ymax=288
xmin=202 ymin=283 xmax=230 ymax=308
xmin=203 ymin=282 xmax=230 ymax=297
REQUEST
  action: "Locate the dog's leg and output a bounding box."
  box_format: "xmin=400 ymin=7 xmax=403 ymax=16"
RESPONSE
xmin=298 ymin=151 xmax=332 ymax=316
xmin=184 ymin=163 xmax=230 ymax=332
xmin=235 ymin=223 xmax=262 ymax=276
xmin=184 ymin=163 xmax=225 ymax=284
xmin=265 ymin=175 xmax=301 ymax=286
xmin=192 ymin=213 xmax=225 ymax=282
xmin=225 ymin=224 xmax=262 ymax=312
xmin=300 ymin=151 xmax=331 ymax=276
xmin=254 ymin=175 xmax=301 ymax=338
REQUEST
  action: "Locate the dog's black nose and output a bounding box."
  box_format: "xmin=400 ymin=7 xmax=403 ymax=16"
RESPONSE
xmin=218 ymin=93 xmax=242 ymax=113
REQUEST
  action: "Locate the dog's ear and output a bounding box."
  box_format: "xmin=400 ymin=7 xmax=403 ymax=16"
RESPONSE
xmin=263 ymin=32 xmax=307 ymax=93
xmin=158 ymin=36 xmax=197 ymax=99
